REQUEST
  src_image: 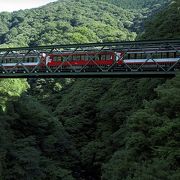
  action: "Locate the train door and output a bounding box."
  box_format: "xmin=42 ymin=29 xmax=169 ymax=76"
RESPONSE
xmin=40 ymin=53 xmax=47 ymax=65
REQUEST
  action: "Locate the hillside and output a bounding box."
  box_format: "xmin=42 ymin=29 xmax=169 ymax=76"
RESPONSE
xmin=141 ymin=0 xmax=180 ymax=39
xmin=0 ymin=0 xmax=168 ymax=48
xmin=0 ymin=0 xmax=179 ymax=180
xmin=104 ymin=0 xmax=168 ymax=9
xmin=0 ymin=0 xmax=139 ymax=47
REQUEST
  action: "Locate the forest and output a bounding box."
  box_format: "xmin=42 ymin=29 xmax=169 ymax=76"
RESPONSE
xmin=0 ymin=0 xmax=180 ymax=179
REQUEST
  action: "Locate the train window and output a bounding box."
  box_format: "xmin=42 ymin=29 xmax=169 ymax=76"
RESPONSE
xmin=123 ymin=53 xmax=128 ymax=60
xmin=71 ymin=56 xmax=75 ymax=61
xmin=76 ymin=56 xmax=81 ymax=61
xmin=54 ymin=56 xmax=58 ymax=62
xmin=15 ymin=58 xmax=18 ymax=63
xmin=176 ymin=51 xmax=180 ymax=58
xmin=14 ymin=58 xmax=17 ymax=63
xmin=127 ymin=54 xmax=130 ymax=59
xmin=93 ymin=55 xmax=96 ymax=60
xmin=128 ymin=54 xmax=136 ymax=59
xmin=136 ymin=53 xmax=142 ymax=59
xmin=23 ymin=58 xmax=26 ymax=63
xmin=161 ymin=52 xmax=167 ymax=58
xmin=128 ymin=54 xmax=132 ymax=59
xmin=88 ymin=55 xmax=92 ymax=60
xmin=94 ymin=55 xmax=99 ymax=60
xmin=64 ymin=56 xmax=69 ymax=62
xmin=68 ymin=56 xmax=72 ymax=61
xmin=150 ymin=53 xmax=154 ymax=59
xmin=101 ymin=55 xmax=106 ymax=60
xmin=80 ymin=55 xmax=83 ymax=60
xmin=65 ymin=56 xmax=70 ymax=61
xmin=155 ymin=52 xmax=161 ymax=59
xmin=30 ymin=57 xmax=33 ymax=62
xmin=134 ymin=54 xmax=137 ymax=59
xmin=56 ymin=56 xmax=60 ymax=62
xmin=106 ymin=55 xmax=111 ymax=60
xmin=168 ymin=52 xmax=175 ymax=58
xmin=142 ymin=53 xmax=147 ymax=59
xmin=81 ymin=55 xmax=84 ymax=60
xmin=67 ymin=56 xmax=72 ymax=61
xmin=57 ymin=57 xmax=60 ymax=61
xmin=29 ymin=58 xmax=32 ymax=62
xmin=20 ymin=58 xmax=23 ymax=63
xmin=74 ymin=55 xmax=78 ymax=61
xmin=59 ymin=56 xmax=62 ymax=61
xmin=149 ymin=53 xmax=154 ymax=59
xmin=165 ymin=52 xmax=175 ymax=58
xmin=84 ymin=55 xmax=88 ymax=61
xmin=145 ymin=53 xmax=151 ymax=59
xmin=104 ymin=55 xmax=107 ymax=60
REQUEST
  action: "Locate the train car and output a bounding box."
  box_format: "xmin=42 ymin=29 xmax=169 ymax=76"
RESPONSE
xmin=119 ymin=50 xmax=180 ymax=70
xmin=47 ymin=50 xmax=179 ymax=69
xmin=47 ymin=51 xmax=117 ymax=67
xmin=0 ymin=54 xmax=40 ymax=67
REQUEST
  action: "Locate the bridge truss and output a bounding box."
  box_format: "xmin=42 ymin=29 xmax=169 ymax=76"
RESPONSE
xmin=0 ymin=39 xmax=179 ymax=78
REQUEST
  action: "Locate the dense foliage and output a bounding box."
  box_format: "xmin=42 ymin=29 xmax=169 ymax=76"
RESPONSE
xmin=0 ymin=0 xmax=179 ymax=179
xmin=0 ymin=0 xmax=141 ymax=47
xmin=104 ymin=0 xmax=168 ymax=9
xmin=140 ymin=0 xmax=180 ymax=39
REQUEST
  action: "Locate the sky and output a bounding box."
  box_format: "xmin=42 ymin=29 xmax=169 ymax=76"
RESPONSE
xmin=0 ymin=0 xmax=57 ymax=12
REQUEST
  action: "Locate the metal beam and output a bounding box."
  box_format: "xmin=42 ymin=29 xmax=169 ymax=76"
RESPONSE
xmin=0 ymin=71 xmax=176 ymax=78
xmin=0 ymin=39 xmax=179 ymax=78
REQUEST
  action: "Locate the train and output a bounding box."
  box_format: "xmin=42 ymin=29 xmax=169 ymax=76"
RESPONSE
xmin=0 ymin=49 xmax=179 ymax=71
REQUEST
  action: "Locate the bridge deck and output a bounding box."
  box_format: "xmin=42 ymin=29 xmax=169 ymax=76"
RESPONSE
xmin=0 ymin=39 xmax=179 ymax=78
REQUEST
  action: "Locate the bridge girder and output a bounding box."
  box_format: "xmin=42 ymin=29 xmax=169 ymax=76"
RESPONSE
xmin=0 ymin=39 xmax=179 ymax=78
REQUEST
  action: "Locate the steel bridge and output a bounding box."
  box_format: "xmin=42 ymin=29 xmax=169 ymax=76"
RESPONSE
xmin=0 ymin=39 xmax=180 ymax=78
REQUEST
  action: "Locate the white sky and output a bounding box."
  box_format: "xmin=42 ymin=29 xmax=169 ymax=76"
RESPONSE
xmin=0 ymin=0 xmax=57 ymax=12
